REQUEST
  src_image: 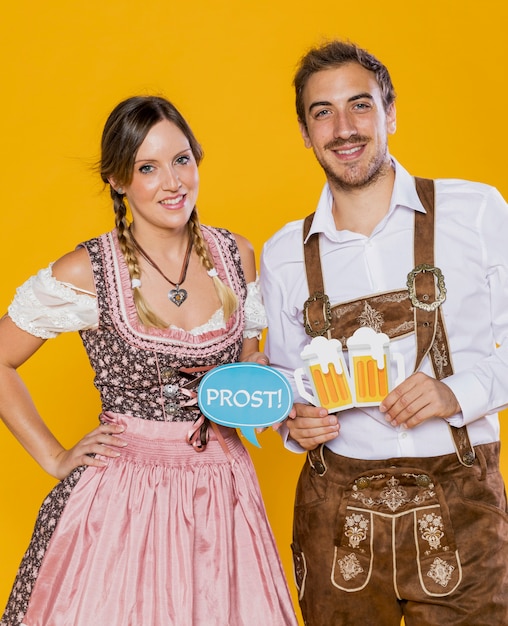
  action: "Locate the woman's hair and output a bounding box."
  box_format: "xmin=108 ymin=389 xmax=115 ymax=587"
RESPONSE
xmin=294 ymin=40 xmax=396 ymax=130
xmin=99 ymin=96 xmax=238 ymax=328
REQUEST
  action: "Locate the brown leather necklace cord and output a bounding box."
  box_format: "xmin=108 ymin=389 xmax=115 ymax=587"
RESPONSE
xmin=130 ymin=230 xmax=193 ymax=289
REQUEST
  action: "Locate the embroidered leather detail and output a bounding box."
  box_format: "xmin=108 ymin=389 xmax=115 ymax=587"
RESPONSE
xmin=379 ymin=476 xmax=410 ymax=512
xmin=430 ymin=320 xmax=450 ymax=380
xmin=418 ymin=512 xmax=447 ymax=553
xmin=344 ymin=513 xmax=369 ymax=549
xmin=351 ymin=474 xmax=436 ymax=513
xmin=333 ymin=463 xmax=463 ymax=596
xmin=328 ymin=290 xmax=414 ymax=349
xmin=427 ymin=557 xmax=455 ymax=587
xmin=356 ymin=301 xmax=385 ymax=332
xmin=337 ymin=553 xmax=364 ymax=581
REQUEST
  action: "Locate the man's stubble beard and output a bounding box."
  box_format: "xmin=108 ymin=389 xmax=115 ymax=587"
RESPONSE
xmin=314 ymin=141 xmax=391 ymax=193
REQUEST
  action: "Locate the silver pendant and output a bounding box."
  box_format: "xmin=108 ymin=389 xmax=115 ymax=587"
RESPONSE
xmin=168 ymin=286 xmax=188 ymax=306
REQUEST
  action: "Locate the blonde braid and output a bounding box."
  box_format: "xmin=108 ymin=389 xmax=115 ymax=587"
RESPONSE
xmin=189 ymin=211 xmax=238 ymax=320
xmin=113 ymin=190 xmax=167 ymax=328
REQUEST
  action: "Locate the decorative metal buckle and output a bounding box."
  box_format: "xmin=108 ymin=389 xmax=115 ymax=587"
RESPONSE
xmin=303 ymin=291 xmax=332 ymax=337
xmin=406 ymin=264 xmax=447 ymax=312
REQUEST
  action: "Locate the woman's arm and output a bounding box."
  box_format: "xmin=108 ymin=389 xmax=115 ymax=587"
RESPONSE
xmin=0 ymin=250 xmax=125 ymax=480
xmin=233 ymin=234 xmax=268 ymax=364
xmin=51 ymin=246 xmax=96 ymax=294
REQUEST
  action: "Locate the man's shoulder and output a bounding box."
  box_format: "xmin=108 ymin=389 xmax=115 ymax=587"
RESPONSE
xmin=433 ymin=178 xmax=505 ymax=210
xmin=435 ymin=177 xmax=498 ymax=194
xmin=398 ymin=160 xmax=499 ymax=197
xmin=263 ymin=218 xmax=306 ymax=251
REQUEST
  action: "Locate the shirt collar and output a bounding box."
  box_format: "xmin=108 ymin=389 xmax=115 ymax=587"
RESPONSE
xmin=305 ymin=157 xmax=427 ymax=243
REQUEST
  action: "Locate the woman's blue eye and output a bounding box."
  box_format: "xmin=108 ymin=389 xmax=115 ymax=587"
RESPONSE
xmin=175 ymin=155 xmax=190 ymax=165
xmin=139 ymin=164 xmax=154 ymax=174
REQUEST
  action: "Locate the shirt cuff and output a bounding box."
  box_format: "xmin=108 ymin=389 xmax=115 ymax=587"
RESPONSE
xmin=441 ymin=371 xmax=489 ymax=426
xmin=277 ymin=420 xmax=307 ymax=453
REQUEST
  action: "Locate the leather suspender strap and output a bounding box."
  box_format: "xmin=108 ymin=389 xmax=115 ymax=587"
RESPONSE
xmin=412 ymin=179 xmax=440 ymax=372
xmin=302 ymin=177 xmax=475 ymax=466
xmin=412 ymin=178 xmax=474 ymax=466
xmin=412 ymin=179 xmax=449 ymax=374
xmin=303 ymin=212 xmax=332 ymax=338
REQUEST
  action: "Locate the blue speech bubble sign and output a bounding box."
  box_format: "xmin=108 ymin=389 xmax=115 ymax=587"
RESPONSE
xmin=197 ymin=363 xmax=293 ymax=447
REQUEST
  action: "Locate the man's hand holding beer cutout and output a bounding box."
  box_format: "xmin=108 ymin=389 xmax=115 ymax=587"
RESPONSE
xmin=295 ymin=328 xmax=405 ymax=412
xmin=288 ymin=328 xmax=406 ymax=450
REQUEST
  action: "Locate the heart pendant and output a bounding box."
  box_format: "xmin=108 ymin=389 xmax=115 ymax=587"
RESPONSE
xmin=168 ymin=287 xmax=188 ymax=307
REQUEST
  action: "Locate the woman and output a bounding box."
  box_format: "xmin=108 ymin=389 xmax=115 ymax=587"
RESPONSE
xmin=0 ymin=96 xmax=297 ymax=626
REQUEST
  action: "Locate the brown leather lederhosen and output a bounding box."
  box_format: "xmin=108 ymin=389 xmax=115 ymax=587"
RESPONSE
xmin=302 ymin=177 xmax=475 ymax=467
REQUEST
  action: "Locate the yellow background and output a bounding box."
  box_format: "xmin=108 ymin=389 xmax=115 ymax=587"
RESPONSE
xmin=0 ymin=1 xmax=506 ymax=623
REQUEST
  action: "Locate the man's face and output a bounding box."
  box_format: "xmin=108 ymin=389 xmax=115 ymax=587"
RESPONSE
xmin=299 ymin=62 xmax=396 ymax=191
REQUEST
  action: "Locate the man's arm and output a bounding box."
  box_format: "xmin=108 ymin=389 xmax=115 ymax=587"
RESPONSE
xmin=261 ymin=239 xmax=339 ymax=450
xmin=384 ymin=186 xmax=508 ymax=429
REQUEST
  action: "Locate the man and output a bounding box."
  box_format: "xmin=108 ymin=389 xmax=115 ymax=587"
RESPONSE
xmin=261 ymin=40 xmax=508 ymax=626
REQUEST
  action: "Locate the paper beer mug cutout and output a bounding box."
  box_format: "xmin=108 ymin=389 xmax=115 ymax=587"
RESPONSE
xmin=295 ymin=329 xmax=405 ymax=413
xmin=346 ymin=327 xmax=405 ymax=406
xmin=295 ymin=337 xmax=354 ymax=412
xmin=197 ymin=363 xmax=293 ymax=447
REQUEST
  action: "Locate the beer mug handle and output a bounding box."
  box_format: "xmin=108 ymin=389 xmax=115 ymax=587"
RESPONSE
xmin=294 ymin=367 xmax=317 ymax=406
xmin=391 ymin=352 xmax=405 ymax=388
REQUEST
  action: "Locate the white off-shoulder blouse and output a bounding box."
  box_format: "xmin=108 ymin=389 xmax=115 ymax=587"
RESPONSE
xmin=8 ymin=264 xmax=267 ymax=340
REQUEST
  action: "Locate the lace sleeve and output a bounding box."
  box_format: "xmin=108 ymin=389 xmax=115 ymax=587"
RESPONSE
xmin=7 ymin=264 xmax=99 ymax=339
xmin=243 ymin=278 xmax=267 ymax=339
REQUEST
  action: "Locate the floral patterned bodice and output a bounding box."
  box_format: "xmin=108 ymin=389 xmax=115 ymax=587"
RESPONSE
xmin=79 ymin=227 xmax=246 ymax=422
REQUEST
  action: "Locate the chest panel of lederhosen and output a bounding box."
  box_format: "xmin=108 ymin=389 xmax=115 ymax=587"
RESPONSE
xmin=301 ymin=177 xmax=475 ymax=467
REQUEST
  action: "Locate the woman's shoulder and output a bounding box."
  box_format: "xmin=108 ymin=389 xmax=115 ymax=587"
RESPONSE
xmin=50 ymin=230 xmax=114 ymax=294
xmin=51 ymin=246 xmax=95 ymax=295
xmin=205 ymin=226 xmax=256 ymax=282
xmin=202 ymin=225 xmax=253 ymax=250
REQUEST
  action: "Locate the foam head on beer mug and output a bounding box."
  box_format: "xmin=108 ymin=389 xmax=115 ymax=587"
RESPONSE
xmin=346 ymin=327 xmax=405 ymax=406
xmin=197 ymin=363 xmax=293 ymax=447
xmin=294 ymin=336 xmax=354 ymax=413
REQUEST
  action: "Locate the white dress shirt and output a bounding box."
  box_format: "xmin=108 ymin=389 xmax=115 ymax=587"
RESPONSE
xmin=261 ymin=158 xmax=508 ymax=459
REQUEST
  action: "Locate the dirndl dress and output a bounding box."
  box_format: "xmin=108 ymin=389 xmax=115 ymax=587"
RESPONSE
xmin=1 ymin=227 xmax=297 ymax=626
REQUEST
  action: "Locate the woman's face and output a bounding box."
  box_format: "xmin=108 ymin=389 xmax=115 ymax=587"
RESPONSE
xmin=121 ymin=119 xmax=200 ymax=234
